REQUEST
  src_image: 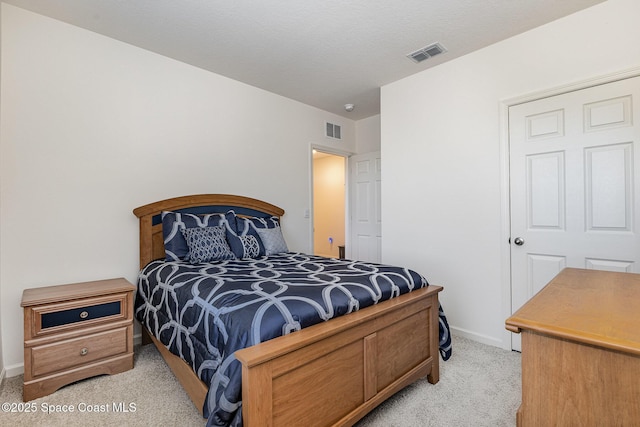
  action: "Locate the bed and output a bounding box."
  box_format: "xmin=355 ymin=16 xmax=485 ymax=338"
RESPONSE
xmin=133 ymin=194 xmax=452 ymax=427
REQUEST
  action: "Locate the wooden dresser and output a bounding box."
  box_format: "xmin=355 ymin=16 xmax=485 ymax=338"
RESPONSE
xmin=21 ymin=278 xmax=135 ymax=401
xmin=505 ymin=268 xmax=640 ymax=426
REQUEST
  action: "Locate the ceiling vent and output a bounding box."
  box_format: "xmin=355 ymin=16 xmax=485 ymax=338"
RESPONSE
xmin=325 ymin=122 xmax=342 ymax=140
xmin=407 ymin=42 xmax=447 ymax=63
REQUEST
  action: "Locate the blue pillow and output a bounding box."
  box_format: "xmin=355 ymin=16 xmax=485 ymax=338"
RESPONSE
xmin=181 ymin=226 xmax=235 ymax=263
xmin=226 ymin=215 xmax=281 ymax=258
xmin=161 ymin=210 xmax=236 ymax=261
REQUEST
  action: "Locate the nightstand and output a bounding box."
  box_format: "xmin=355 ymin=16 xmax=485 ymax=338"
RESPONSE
xmin=21 ymin=278 xmax=135 ymax=401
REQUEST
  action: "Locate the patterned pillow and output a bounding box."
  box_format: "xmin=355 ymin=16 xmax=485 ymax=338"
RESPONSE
xmin=162 ymin=210 xmax=235 ymax=261
xmin=256 ymin=226 xmax=289 ymax=255
xmin=238 ymin=235 xmax=261 ymax=258
xmin=226 ymin=215 xmax=281 ymax=258
xmin=180 ymin=226 xmax=235 ymax=264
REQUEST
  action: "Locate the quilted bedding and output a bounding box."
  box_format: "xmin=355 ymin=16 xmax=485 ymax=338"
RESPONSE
xmin=134 ymin=252 xmax=452 ymax=426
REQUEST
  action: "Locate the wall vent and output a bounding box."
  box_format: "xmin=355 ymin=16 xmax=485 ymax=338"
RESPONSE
xmin=326 ymin=122 xmax=342 ymax=140
xmin=407 ymin=42 xmax=447 ymax=63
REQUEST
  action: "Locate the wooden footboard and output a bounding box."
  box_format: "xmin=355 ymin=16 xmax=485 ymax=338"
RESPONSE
xmin=235 ymin=285 xmax=442 ymax=427
xmin=142 ymin=284 xmax=441 ymax=426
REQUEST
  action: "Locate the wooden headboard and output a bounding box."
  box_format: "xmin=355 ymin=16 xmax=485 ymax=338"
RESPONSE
xmin=133 ymin=194 xmax=285 ymax=268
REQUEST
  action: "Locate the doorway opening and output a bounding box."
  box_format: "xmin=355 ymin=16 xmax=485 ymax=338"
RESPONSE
xmin=312 ymin=150 xmax=346 ymax=258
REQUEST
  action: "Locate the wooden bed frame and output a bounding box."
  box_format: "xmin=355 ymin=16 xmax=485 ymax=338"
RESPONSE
xmin=133 ymin=194 xmax=443 ymax=427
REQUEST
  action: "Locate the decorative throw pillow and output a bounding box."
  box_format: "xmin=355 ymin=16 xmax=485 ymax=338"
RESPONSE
xmin=238 ymin=235 xmax=261 ymax=259
xmin=180 ymin=226 xmax=235 ymax=264
xmin=226 ymin=215 xmax=281 ymax=258
xmin=162 ymin=210 xmax=235 ymax=261
xmin=256 ymin=226 xmax=289 ymax=255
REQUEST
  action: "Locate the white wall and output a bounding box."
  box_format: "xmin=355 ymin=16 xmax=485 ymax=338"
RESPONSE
xmin=381 ymin=0 xmax=640 ymax=347
xmin=0 ymin=4 xmax=355 ymax=375
xmin=355 ymin=114 xmax=381 ymax=153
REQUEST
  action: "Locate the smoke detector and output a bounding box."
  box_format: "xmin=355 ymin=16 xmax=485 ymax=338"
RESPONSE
xmin=407 ymin=42 xmax=447 ymax=63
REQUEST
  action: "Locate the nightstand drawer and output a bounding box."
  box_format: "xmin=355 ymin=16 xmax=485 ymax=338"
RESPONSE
xmin=29 ymin=293 xmax=129 ymax=337
xmin=30 ymin=327 xmax=128 ymax=377
xmin=41 ymin=301 xmax=121 ymax=328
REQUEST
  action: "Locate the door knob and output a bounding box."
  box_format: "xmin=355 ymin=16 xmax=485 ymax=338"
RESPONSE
xmin=513 ymin=237 xmax=525 ymax=246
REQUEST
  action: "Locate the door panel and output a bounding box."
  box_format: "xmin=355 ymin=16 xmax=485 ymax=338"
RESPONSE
xmin=528 ymin=151 xmax=565 ymax=229
xmin=349 ymin=151 xmax=381 ymax=263
xmin=585 ymin=143 xmax=632 ymax=230
xmin=510 ymin=76 xmax=640 ymax=350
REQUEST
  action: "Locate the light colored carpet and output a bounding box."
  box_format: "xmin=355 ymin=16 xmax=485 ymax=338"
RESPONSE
xmin=355 ymin=335 xmax=521 ymax=427
xmin=0 ymin=335 xmax=521 ymax=426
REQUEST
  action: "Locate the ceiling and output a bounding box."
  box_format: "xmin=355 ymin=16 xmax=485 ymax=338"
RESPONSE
xmin=3 ymin=0 xmax=604 ymax=120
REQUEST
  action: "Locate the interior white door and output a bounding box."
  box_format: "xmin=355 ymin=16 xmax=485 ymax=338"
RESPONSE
xmin=349 ymin=151 xmax=381 ymax=263
xmin=509 ymin=76 xmax=640 ymax=350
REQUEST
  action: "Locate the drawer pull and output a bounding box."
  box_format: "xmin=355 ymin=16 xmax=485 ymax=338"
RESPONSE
xmin=79 ymin=311 xmax=89 ymax=319
xmin=80 ymin=347 xmax=88 ymax=356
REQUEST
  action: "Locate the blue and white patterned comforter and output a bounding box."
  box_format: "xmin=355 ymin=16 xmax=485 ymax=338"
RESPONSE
xmin=134 ymin=252 xmax=452 ymax=427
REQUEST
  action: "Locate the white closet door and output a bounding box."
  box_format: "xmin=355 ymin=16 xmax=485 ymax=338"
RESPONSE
xmin=349 ymin=151 xmax=381 ymax=263
xmin=509 ymin=76 xmax=640 ymax=350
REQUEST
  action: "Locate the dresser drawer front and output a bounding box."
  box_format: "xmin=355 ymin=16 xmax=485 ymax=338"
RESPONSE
xmin=30 ymin=327 xmax=128 ymax=377
xmin=41 ymin=301 xmax=121 ymax=329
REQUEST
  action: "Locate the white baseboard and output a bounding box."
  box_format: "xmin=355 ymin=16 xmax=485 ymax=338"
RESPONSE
xmin=4 ymin=362 xmax=24 ymax=378
xmin=133 ymin=332 xmax=142 ymax=347
xmin=450 ymin=326 xmax=509 ymax=350
xmin=0 ymin=366 xmax=5 ymax=384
